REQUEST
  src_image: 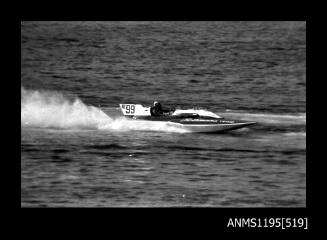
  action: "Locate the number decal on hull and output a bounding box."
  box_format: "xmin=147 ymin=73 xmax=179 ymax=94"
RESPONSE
xmin=125 ymin=105 xmax=135 ymax=114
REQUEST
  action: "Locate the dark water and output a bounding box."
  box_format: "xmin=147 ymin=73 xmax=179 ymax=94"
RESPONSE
xmin=21 ymin=21 xmax=306 ymax=207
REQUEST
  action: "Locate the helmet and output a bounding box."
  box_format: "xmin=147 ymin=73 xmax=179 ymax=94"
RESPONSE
xmin=153 ymin=101 xmax=159 ymax=106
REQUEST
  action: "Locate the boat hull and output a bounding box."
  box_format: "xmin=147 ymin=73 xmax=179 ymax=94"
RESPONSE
xmin=168 ymin=121 xmax=256 ymax=133
xmin=128 ymin=115 xmax=256 ymax=133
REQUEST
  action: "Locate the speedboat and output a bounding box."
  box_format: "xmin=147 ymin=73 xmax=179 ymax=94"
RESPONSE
xmin=119 ymin=104 xmax=256 ymax=133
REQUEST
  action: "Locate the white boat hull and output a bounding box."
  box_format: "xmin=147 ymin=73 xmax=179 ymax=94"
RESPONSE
xmin=118 ymin=103 xmax=257 ymax=133
xmin=168 ymin=122 xmax=256 ymax=133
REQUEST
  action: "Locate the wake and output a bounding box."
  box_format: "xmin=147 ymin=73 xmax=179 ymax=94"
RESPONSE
xmin=21 ymin=87 xmax=111 ymax=129
xmin=21 ymin=87 xmax=187 ymax=133
xmin=220 ymin=111 xmax=306 ymax=125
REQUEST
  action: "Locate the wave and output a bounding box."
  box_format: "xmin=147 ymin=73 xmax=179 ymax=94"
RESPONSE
xmin=21 ymin=87 xmax=187 ymax=133
xmin=86 ymin=143 xmax=128 ymax=150
xmin=282 ymin=132 xmax=306 ymax=137
xmin=167 ymin=145 xmax=306 ymax=155
xmin=219 ymin=111 xmax=306 ymax=125
xmin=21 ymin=87 xmax=111 ymax=129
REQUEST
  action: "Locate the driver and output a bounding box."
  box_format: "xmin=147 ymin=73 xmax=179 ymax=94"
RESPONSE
xmin=150 ymin=101 xmax=174 ymax=116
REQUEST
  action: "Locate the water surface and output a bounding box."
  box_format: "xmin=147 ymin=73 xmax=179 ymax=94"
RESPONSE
xmin=21 ymin=21 xmax=306 ymax=207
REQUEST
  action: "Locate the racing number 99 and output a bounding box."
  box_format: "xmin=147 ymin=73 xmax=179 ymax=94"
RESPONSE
xmin=126 ymin=105 xmax=135 ymax=114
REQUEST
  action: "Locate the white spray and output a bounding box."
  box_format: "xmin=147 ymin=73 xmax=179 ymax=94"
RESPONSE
xmin=21 ymin=87 xmax=112 ymax=129
xmin=21 ymin=87 xmax=188 ymax=132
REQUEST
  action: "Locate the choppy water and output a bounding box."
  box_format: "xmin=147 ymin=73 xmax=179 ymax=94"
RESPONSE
xmin=21 ymin=21 xmax=306 ymax=207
